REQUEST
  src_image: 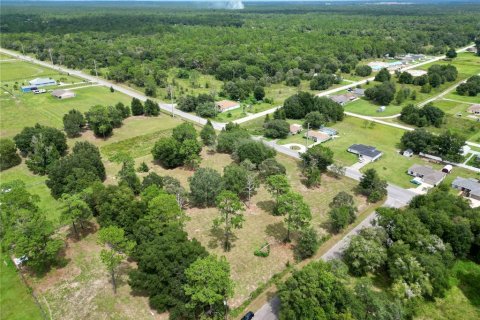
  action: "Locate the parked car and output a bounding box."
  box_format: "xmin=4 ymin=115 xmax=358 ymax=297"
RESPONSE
xmin=241 ymin=311 xmax=254 ymax=320
xmin=33 ymin=89 xmax=46 ymax=94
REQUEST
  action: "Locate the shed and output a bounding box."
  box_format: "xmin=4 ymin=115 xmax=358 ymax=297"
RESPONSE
xmin=403 ymin=149 xmax=414 ymax=157
xmin=442 ymin=165 xmax=453 ymax=173
xmin=51 ymin=89 xmax=75 ymax=99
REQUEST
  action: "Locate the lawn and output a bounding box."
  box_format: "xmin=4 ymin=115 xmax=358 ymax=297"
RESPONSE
xmin=0 ymin=254 xmax=44 ymax=320
xmin=418 ymin=52 xmax=480 ymax=78
xmin=0 ymin=59 xmax=62 ymax=83
xmin=433 ymin=99 xmax=472 ymax=116
xmin=0 ymin=85 xmax=132 ymax=138
xmin=0 ymin=162 xmax=62 ymax=224
xmin=415 ymin=260 xmax=480 ymax=320
xmin=444 ymin=92 xmax=480 ymax=104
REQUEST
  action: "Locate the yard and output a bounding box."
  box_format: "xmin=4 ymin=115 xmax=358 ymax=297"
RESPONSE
xmin=0 ymin=85 xmax=133 ymax=138
xmin=0 ymin=254 xmax=44 ymax=320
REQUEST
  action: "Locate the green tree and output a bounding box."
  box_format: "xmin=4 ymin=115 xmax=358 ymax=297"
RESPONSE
xmin=329 ymin=206 xmax=356 ymax=233
xmin=301 ymin=144 xmax=334 ymax=172
xmin=276 ymin=191 xmax=312 ymax=242
xmin=253 ymin=85 xmax=265 ymax=101
xmin=259 ymin=158 xmax=286 ymax=178
xmin=0 ymin=138 xmax=21 ymax=171
xmin=115 ymin=102 xmax=130 ymax=118
xmin=304 ymin=111 xmax=327 ymax=129
xmin=25 ymin=134 xmax=60 ymax=175
xmin=446 ymin=47 xmax=457 ymax=59
xmin=374 ymin=68 xmax=391 ymax=82
xmin=356 ymin=65 xmax=372 ymax=77
xmin=63 ymin=109 xmax=85 ymax=137
xmin=266 ymin=174 xmax=291 ymax=204
xmin=234 ymin=140 xmax=276 ymax=165
xmin=151 ymin=137 xmax=182 ymax=168
xmin=144 ymin=99 xmax=160 ymax=116
xmin=214 ymin=191 xmax=245 ymax=251
xmin=131 ymin=97 xmax=144 ymax=116
xmin=189 ymin=167 xmax=224 ymax=207
xmin=358 ymin=169 xmax=388 ymax=203
xmin=344 ymin=232 xmax=387 ymax=276
xmin=200 ymin=120 xmax=217 ymax=147
xmin=330 ymin=191 xmax=355 ymax=208
xmin=98 ymin=226 xmax=135 ymax=293
xmin=223 ymin=163 xmax=248 ymax=197
xmin=264 ymin=119 xmax=290 ymax=139
xmin=117 ymin=156 xmax=141 ymax=194
xmin=173 ymin=122 xmax=197 ymax=143
xmin=60 ymin=193 xmax=92 ymax=237
xmin=184 ymin=255 xmax=234 ymax=318
xmin=294 ymin=227 xmax=320 ymax=261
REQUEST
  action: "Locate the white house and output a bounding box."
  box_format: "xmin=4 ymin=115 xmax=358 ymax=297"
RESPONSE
xmin=29 ymin=77 xmax=56 ymax=87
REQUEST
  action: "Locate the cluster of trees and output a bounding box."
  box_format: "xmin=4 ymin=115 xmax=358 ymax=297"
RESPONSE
xmin=343 ymin=188 xmax=479 ymax=315
xmin=401 ymin=129 xmax=466 ymax=162
xmin=0 ymin=138 xmax=21 ymax=171
xmin=365 ymin=81 xmax=396 ymax=105
xmin=283 ymin=92 xmax=344 ymax=121
xmin=279 ymin=260 xmax=403 ymax=319
xmin=309 ymin=73 xmax=341 ymax=90
xmin=457 ymin=75 xmax=480 ymax=96
xmin=400 ymin=104 xmax=445 ymax=127
xmin=177 ymin=93 xmax=217 ymax=118
xmin=1 ymin=181 xmax=64 ymax=272
xmin=221 ymin=79 xmax=266 ymax=102
xmin=328 ymin=191 xmax=358 ymax=233
xmin=301 ymin=144 xmax=335 ymax=188
xmin=13 ymin=124 xmax=68 ymax=175
xmin=355 ymin=65 xmax=372 ymax=77
xmin=152 ymin=122 xmax=204 ymax=169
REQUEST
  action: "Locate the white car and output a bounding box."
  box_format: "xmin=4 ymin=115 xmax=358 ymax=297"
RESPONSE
xmin=33 ymin=89 xmax=46 ymax=94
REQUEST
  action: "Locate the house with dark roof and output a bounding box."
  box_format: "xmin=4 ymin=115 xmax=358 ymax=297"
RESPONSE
xmin=407 ymin=164 xmax=446 ymax=186
xmin=347 ymin=144 xmax=383 ymax=162
xmin=329 ymin=93 xmax=357 ymax=106
xmin=452 ymin=177 xmax=480 ymax=200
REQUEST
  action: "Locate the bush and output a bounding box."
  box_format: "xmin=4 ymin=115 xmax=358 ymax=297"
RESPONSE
xmin=254 ymin=242 xmax=270 ymax=257
xmin=355 ymin=65 xmax=372 ymax=77
xmin=234 ymin=140 xmax=276 ymax=165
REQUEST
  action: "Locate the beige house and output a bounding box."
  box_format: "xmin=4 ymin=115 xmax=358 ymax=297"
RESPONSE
xmin=290 ymin=124 xmax=303 ymax=135
xmin=215 ymin=100 xmax=241 ymax=113
xmin=305 ymin=130 xmax=331 ymax=143
xmin=407 ymin=164 xmax=446 ymax=186
xmin=51 ymin=89 xmax=75 ymax=99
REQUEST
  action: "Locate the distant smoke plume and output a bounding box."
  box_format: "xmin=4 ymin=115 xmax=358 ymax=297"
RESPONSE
xmin=226 ymin=0 xmax=244 ymax=10
xmin=209 ymin=1 xmax=244 ymax=10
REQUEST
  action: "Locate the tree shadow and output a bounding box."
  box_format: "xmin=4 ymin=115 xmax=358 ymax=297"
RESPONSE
xmin=207 ymin=226 xmax=238 ymax=251
xmin=257 ymin=200 xmax=276 ymax=214
xmin=114 ymin=261 xmax=134 ymax=289
xmin=456 ymin=265 xmax=480 ymax=307
xmin=265 ymin=222 xmax=287 ymax=243
xmin=65 ymin=220 xmax=98 ymax=242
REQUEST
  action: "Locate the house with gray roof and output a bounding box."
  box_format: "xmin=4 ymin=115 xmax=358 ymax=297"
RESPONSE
xmin=347 ymin=144 xmax=383 ymax=162
xmin=407 ymin=164 xmax=446 ymax=186
xmin=452 ymin=177 xmax=480 ymax=200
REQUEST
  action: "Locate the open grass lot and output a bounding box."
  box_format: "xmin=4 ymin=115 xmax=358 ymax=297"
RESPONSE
xmin=418 ymin=52 xmax=480 ymax=78
xmin=444 ymin=92 xmax=480 ymax=104
xmin=0 ymin=85 xmax=132 ymax=138
xmin=433 ymin=99 xmax=473 ymax=116
xmin=0 ymin=254 xmax=44 ymax=320
xmin=415 ymin=260 xmax=480 ymax=320
xmin=100 ymin=145 xmax=372 ymax=308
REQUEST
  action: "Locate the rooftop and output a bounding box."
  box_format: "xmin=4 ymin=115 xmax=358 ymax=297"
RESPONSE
xmin=452 ymin=177 xmax=480 ymax=193
xmin=348 ymin=144 xmax=382 ymax=158
xmin=216 ymin=100 xmax=240 ymax=111
xmin=408 ymin=164 xmax=446 ymax=186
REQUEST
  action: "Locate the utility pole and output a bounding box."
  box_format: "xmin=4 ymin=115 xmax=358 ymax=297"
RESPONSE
xmin=48 ymin=48 xmax=54 ymax=65
xmin=169 ymin=84 xmax=175 ymax=118
xmin=21 ymin=43 xmax=25 ymax=56
xmin=305 ymin=122 xmax=310 ymax=148
xmin=93 ymin=59 xmax=98 ymax=77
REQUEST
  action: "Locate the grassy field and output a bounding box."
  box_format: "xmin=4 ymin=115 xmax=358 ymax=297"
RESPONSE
xmin=0 ymin=254 xmax=44 ymax=320
xmin=418 ymin=52 xmax=480 ymax=78
xmin=444 ymin=92 xmax=480 ymax=104
xmin=0 ymin=85 xmax=132 ymax=138
xmin=415 ymin=260 xmax=480 ymax=320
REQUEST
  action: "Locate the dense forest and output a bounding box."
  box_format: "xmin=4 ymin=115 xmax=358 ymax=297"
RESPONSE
xmin=1 ymin=2 xmax=479 ymax=92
